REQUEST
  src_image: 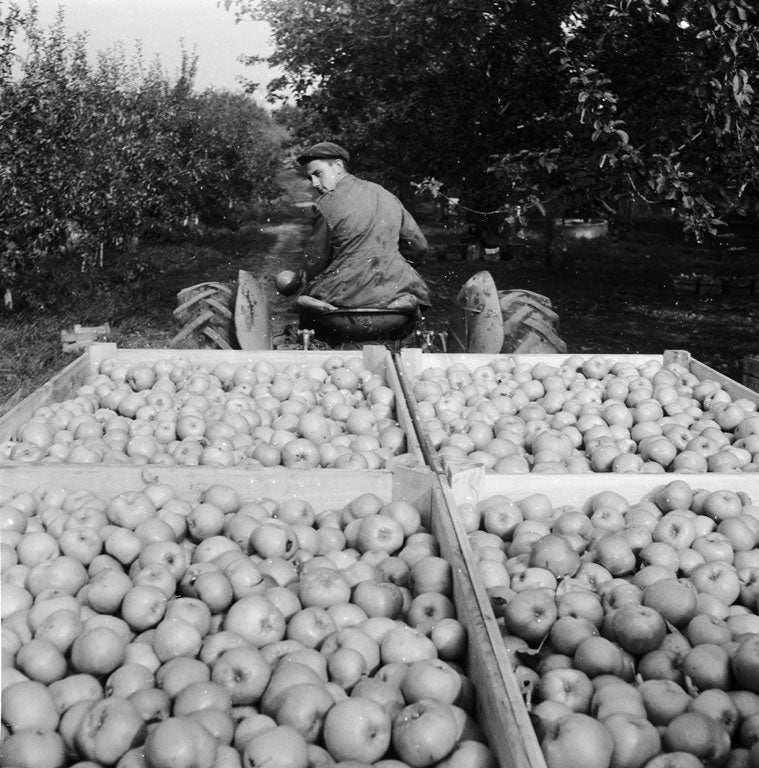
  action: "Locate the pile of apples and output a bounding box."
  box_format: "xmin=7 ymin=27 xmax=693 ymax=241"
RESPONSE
xmin=407 ymin=354 xmax=759 ymax=473
xmin=2 ymin=354 xmax=414 ymax=470
xmin=461 ymin=478 xmax=759 ymax=768
xmin=0 ymin=479 xmax=496 ymax=768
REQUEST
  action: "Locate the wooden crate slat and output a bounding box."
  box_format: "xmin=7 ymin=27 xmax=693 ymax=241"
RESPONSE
xmin=431 ymin=479 xmax=547 ymax=768
xmin=398 ymin=349 xmax=667 ymax=378
xmin=446 ymin=465 xmax=759 ymax=509
xmin=0 ymin=465 xmax=398 ymax=511
xmin=0 ymin=351 xmax=94 ymax=442
xmin=687 ymin=357 xmax=759 ymax=406
xmin=392 ymin=350 xmax=445 ymax=474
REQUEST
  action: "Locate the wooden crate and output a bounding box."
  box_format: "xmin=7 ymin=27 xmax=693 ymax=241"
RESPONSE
xmin=672 ymin=275 xmax=698 ymax=296
xmin=0 ymin=343 xmax=424 ymax=467
xmin=0 ymin=463 xmax=543 ymax=768
xmin=396 ymin=348 xmax=759 ymax=474
xmin=724 ymin=277 xmax=754 ymax=299
xmin=698 ymin=275 xmax=723 ymax=297
xmin=438 ymin=468 xmax=759 ymax=765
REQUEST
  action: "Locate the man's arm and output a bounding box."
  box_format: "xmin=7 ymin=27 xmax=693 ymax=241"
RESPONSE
xmin=398 ymin=206 xmax=429 ymax=263
xmin=302 ymin=207 xmax=333 ymax=279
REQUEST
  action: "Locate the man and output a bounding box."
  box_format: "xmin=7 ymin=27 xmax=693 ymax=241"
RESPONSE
xmin=287 ymin=141 xmax=431 ymax=311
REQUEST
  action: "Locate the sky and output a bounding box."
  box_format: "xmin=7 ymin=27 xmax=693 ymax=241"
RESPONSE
xmin=32 ymin=0 xmax=278 ymax=96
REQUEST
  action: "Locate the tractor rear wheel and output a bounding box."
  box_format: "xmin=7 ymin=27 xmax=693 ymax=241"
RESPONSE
xmin=170 ymin=281 xmax=237 ymax=349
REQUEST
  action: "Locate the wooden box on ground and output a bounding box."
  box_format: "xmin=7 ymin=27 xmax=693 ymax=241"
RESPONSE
xmin=698 ymin=275 xmax=723 ymax=297
xmin=744 ymin=355 xmax=759 ymax=393
xmin=396 ymin=349 xmax=759 ymax=475
xmin=672 ymin=275 xmax=699 ymax=297
xmin=0 ymin=343 xmax=424 ymax=467
xmin=0 ymin=464 xmax=543 ymax=768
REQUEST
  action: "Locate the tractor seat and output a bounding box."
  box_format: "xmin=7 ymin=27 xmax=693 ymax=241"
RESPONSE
xmin=296 ymin=295 xmax=418 ymax=344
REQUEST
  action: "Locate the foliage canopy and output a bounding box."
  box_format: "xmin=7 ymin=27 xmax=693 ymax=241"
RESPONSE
xmin=1 ymin=2 xmax=287 ymax=308
xmin=230 ymin=0 xmax=758 ymax=234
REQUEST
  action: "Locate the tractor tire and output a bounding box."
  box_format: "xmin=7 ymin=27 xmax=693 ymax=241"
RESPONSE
xmin=499 ymin=289 xmax=567 ymax=354
xmin=171 ymin=281 xmax=238 ymax=349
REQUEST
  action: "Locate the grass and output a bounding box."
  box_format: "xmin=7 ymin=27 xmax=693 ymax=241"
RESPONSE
xmin=0 ymin=226 xmax=282 ymax=416
xmin=415 ymin=214 xmax=759 ymax=386
xmin=1 ymin=178 xmax=758 ymax=418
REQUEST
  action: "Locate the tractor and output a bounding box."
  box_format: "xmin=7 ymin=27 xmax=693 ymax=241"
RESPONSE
xmin=170 ymin=269 xmax=567 ymax=356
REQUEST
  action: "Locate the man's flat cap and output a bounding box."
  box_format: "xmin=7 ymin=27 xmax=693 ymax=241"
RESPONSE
xmin=296 ymin=141 xmax=350 ymax=165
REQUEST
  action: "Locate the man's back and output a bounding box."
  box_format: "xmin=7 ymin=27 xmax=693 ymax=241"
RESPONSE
xmin=302 ymin=174 xmax=431 ymax=309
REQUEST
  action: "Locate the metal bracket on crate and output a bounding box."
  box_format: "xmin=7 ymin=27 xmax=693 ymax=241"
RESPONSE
xmin=297 ymin=328 xmax=315 ymax=350
xmin=412 ymin=329 xmax=438 ymax=353
xmin=409 ymin=315 xmax=448 ymax=353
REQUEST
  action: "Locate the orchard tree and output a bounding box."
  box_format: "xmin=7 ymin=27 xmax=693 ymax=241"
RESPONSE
xmin=1 ymin=1 xmax=287 ymax=307
xmin=492 ymin=0 xmax=759 ymax=236
xmin=229 ymin=0 xmax=576 ymax=207
xmin=229 ymin=0 xmax=757 ymax=235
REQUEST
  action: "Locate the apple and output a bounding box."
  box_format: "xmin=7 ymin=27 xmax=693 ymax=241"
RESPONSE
xmin=540 ymin=712 xmax=614 ymax=768
xmin=320 ymin=626 xmax=380 ymax=675
xmin=731 ymin=635 xmax=759 ymax=694
xmin=602 ymin=712 xmax=661 ymax=768
xmin=537 ymin=667 xmax=594 ymax=713
xmin=406 ymin=591 xmax=456 ymax=628
xmin=502 ymin=587 xmax=557 ymax=644
xmin=690 ymin=561 xmax=741 ymax=605
xmin=681 ymin=642 xmax=732 ymax=691
xmin=530 ymin=534 xmax=581 ymax=578
xmin=222 ymin=594 xmax=286 ymax=647
xmin=210 ymin=645 xmax=272 ymax=705
xmin=610 ymin=604 xmax=667 ymax=655
xmin=687 ymin=688 xmax=739 ymax=739
xmin=298 ymin=567 xmax=351 ymax=609
xmin=653 ymin=512 xmax=697 ymax=550
xmin=661 ymin=711 xmax=731 ymax=768
xmin=642 ymin=579 xmax=697 ymax=627
xmin=75 ymin=696 xmax=147 ymax=764
xmin=591 ymin=681 xmax=647 ymax=720
xmin=400 ymin=658 xmax=463 ymax=705
xmin=322 ymin=696 xmax=392 ymax=762
xmin=548 ymin=615 xmax=599 ymax=656
xmin=355 ymin=514 xmax=405 ymax=555
xmin=352 ymin=580 xmax=404 ymax=619
xmin=380 ymin=625 xmax=437 ymax=665
xmin=273 ymin=682 xmax=336 ymax=743
xmin=0 ymin=729 xmax=67 ymax=768
xmin=392 ymin=698 xmax=459 ymax=767
xmin=351 ymin=677 xmax=406 ymax=720
xmin=286 ymin=606 xmax=338 ymax=649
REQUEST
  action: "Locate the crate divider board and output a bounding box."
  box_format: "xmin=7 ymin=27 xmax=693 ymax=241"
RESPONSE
xmin=431 ymin=474 xmax=547 ymax=768
xmin=444 ymin=463 xmax=759 ymax=510
xmin=0 ymin=343 xmax=424 ymax=467
xmin=0 ymin=463 xmax=543 ymax=768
